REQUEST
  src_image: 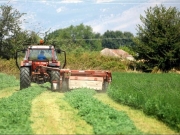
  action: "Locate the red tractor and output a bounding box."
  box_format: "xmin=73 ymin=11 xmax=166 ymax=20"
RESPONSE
xmin=16 ymin=43 xmax=112 ymax=92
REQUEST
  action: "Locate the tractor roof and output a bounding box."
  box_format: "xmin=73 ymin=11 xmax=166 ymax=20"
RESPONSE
xmin=28 ymin=45 xmax=55 ymax=49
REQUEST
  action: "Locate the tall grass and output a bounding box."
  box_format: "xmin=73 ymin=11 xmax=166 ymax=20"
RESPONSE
xmin=0 ymin=59 xmax=20 ymax=78
xmin=108 ymin=72 xmax=180 ymax=132
xmin=58 ymin=51 xmax=131 ymax=71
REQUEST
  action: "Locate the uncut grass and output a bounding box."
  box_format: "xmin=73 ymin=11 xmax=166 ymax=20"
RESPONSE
xmin=94 ymin=93 xmax=176 ymax=134
xmin=0 ymin=59 xmax=19 ymax=78
xmin=0 ymin=83 xmax=47 ymax=134
xmin=64 ymin=89 xmax=142 ymax=134
xmin=108 ymin=72 xmax=180 ymax=132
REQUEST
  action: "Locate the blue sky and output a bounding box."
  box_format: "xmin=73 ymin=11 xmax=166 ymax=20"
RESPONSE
xmin=1 ymin=0 xmax=179 ymax=36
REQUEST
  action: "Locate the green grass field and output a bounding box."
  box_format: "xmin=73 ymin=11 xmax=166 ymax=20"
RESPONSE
xmin=108 ymin=72 xmax=180 ymax=132
xmin=0 ymin=72 xmax=179 ymax=134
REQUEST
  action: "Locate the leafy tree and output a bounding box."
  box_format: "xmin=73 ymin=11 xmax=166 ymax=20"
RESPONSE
xmin=123 ymin=32 xmax=135 ymax=47
xmin=46 ymin=24 xmax=102 ymax=52
xmin=102 ymin=30 xmax=134 ymax=49
xmin=134 ymin=5 xmax=180 ymax=72
xmin=0 ymin=4 xmax=25 ymax=58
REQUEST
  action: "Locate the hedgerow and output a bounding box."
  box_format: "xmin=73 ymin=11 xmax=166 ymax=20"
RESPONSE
xmin=64 ymin=89 xmax=142 ymax=134
xmin=108 ymin=72 xmax=180 ymax=132
xmin=0 ymin=73 xmax=19 ymax=90
xmin=0 ymin=83 xmax=48 ymax=134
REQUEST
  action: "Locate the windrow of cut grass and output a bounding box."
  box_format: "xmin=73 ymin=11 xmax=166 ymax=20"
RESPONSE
xmin=0 ymin=83 xmax=48 ymax=134
xmin=108 ymin=72 xmax=180 ymax=132
xmin=0 ymin=73 xmax=19 ymax=90
xmin=64 ymin=89 xmax=142 ymax=134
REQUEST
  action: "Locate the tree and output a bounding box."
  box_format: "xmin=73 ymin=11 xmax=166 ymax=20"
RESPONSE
xmin=46 ymin=24 xmax=102 ymax=52
xmin=134 ymin=5 xmax=180 ymax=72
xmin=102 ymin=30 xmax=134 ymax=49
xmin=0 ymin=4 xmax=26 ymax=58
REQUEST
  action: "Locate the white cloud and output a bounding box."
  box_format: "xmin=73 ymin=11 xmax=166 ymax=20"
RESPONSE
xmin=100 ymin=8 xmax=107 ymax=12
xmin=56 ymin=7 xmax=66 ymax=13
xmin=87 ymin=4 xmax=144 ymax=34
xmin=60 ymin=0 xmax=83 ymax=3
xmin=56 ymin=8 xmax=62 ymax=13
xmin=87 ymin=0 xmax=179 ymax=35
xmin=95 ymin=0 xmax=115 ymax=3
xmin=5 ymin=0 xmax=179 ymax=36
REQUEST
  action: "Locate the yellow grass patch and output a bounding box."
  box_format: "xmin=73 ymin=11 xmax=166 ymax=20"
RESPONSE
xmin=30 ymin=91 xmax=93 ymax=134
xmin=0 ymin=86 xmax=19 ymax=99
xmin=94 ymin=93 xmax=177 ymax=134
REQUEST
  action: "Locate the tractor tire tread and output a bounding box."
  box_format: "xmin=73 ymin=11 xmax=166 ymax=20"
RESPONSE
xmin=20 ymin=67 xmax=31 ymax=90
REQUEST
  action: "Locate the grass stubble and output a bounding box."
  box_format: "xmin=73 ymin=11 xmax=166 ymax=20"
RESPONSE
xmin=30 ymin=90 xmax=93 ymax=134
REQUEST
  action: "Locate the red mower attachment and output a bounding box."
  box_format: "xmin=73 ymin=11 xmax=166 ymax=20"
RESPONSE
xmin=41 ymin=67 xmax=112 ymax=92
xmin=67 ymin=70 xmax=111 ymax=91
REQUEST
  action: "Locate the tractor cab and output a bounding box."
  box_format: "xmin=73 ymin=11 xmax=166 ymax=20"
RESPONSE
xmin=24 ymin=45 xmax=58 ymax=61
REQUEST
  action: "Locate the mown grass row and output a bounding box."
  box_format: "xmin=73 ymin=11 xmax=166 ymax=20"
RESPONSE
xmin=0 ymin=73 xmax=19 ymax=90
xmin=0 ymin=83 xmax=48 ymax=134
xmin=64 ymin=89 xmax=142 ymax=134
xmin=108 ymin=72 xmax=180 ymax=132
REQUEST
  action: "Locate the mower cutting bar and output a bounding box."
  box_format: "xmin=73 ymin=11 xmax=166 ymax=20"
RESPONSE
xmin=70 ymin=70 xmax=107 ymax=76
xmin=70 ymin=70 xmax=112 ymax=81
xmin=69 ymin=76 xmax=104 ymax=81
xmin=41 ymin=66 xmax=112 ymax=90
xmin=68 ymin=70 xmax=112 ymax=90
xmin=41 ymin=67 xmax=111 ymax=80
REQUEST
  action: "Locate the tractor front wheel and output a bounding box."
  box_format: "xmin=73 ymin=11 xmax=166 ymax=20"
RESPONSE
xmin=20 ymin=67 xmax=31 ymax=90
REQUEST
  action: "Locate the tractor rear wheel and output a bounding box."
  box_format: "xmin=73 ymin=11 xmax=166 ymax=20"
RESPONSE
xmin=50 ymin=71 xmax=60 ymax=91
xmin=20 ymin=67 xmax=31 ymax=90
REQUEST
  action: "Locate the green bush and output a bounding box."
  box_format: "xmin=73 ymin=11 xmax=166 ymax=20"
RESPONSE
xmin=58 ymin=52 xmax=130 ymax=71
xmin=108 ymin=72 xmax=180 ymax=132
xmin=64 ymin=89 xmax=142 ymax=134
xmin=0 ymin=51 xmax=132 ymax=78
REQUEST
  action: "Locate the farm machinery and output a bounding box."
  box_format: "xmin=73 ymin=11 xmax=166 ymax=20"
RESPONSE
xmin=16 ymin=41 xmax=112 ymax=92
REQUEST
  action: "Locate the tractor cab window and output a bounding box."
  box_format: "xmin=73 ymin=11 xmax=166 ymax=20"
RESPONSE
xmin=29 ymin=49 xmax=53 ymax=60
xmin=54 ymin=51 xmax=58 ymax=60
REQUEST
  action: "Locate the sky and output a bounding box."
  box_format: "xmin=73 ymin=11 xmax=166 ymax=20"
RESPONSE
xmin=0 ymin=0 xmax=180 ymax=37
